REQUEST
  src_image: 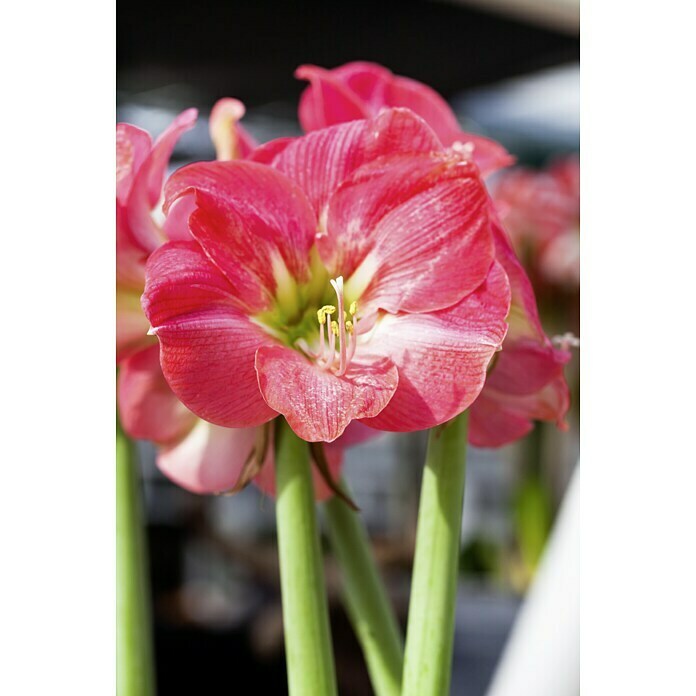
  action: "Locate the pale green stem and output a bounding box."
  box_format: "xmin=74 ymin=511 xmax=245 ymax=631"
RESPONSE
xmin=402 ymin=411 xmax=469 ymax=696
xmin=275 ymin=419 xmax=338 ymax=696
xmin=116 ymin=426 xmax=156 ymax=696
xmin=324 ymin=482 xmax=404 ymax=696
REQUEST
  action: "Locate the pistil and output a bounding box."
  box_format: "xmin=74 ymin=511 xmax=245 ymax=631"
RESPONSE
xmin=316 ymin=278 xmax=359 ymax=375
xmin=330 ymin=277 xmax=348 ymax=376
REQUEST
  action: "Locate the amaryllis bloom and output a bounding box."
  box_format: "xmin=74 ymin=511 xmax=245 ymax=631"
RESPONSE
xmin=296 ymin=61 xmax=513 ymax=176
xmin=142 ymin=108 xmax=511 ymax=444
xmin=116 ymin=106 xmax=346 ymax=496
xmin=468 ymin=220 xmax=571 ymax=447
xmin=492 ymin=156 xmax=580 ymax=288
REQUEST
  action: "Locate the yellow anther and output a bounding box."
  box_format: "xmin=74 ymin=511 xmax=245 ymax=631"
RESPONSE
xmin=345 ymin=320 xmax=353 ymax=333
xmin=330 ymin=320 xmax=339 ymax=337
xmin=317 ymin=305 xmax=336 ymax=325
xmin=349 ymin=301 xmax=357 ymax=316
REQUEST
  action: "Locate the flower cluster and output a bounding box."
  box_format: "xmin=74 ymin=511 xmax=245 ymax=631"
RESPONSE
xmin=116 ymin=61 xmax=572 ymax=496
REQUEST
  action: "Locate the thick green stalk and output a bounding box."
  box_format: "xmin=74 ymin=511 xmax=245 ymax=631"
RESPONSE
xmin=402 ymin=412 xmax=469 ymax=696
xmin=275 ymin=419 xmax=337 ymax=696
xmin=324 ymin=484 xmax=404 ymax=696
xmin=116 ymin=426 xmax=156 ymax=696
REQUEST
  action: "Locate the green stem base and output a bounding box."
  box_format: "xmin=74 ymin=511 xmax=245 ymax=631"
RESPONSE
xmin=325 ymin=483 xmax=404 ymax=696
xmin=275 ymin=419 xmax=337 ymax=696
xmin=402 ymin=412 xmax=469 ymax=696
xmin=117 ymin=426 xmax=156 ymax=696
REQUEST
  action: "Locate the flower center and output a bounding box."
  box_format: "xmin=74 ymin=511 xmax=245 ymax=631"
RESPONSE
xmin=254 ymin=259 xmax=361 ymax=375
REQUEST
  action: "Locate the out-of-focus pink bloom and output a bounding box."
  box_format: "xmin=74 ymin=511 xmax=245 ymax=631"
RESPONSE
xmin=296 ymin=61 xmax=513 ymax=176
xmin=116 ymin=107 xmax=346 ymax=496
xmin=469 ymin=220 xmax=571 ymax=447
xmin=143 ymin=108 xmax=511 ymax=444
xmin=209 ymin=98 xmax=258 ymax=161
xmin=493 ymin=156 xmax=580 ymax=288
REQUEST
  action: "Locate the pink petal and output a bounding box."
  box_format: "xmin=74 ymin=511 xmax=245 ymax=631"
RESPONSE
xmin=329 ymin=62 xmax=394 ymax=109
xmin=362 ymin=261 xmax=510 ymax=432
xmin=157 ymin=421 xmax=259 ymax=494
xmin=116 ymin=124 xmax=152 ymax=204
xmin=125 ymin=108 xmax=198 ymax=253
xmin=142 ymin=241 xmax=278 ymax=428
xmin=484 ymin=338 xmax=570 ymax=396
xmin=469 ymin=374 xmax=570 ymax=448
xmin=386 ymin=74 xmax=464 ymax=145
xmin=117 ymin=344 xmax=197 ymax=444
xmin=162 ymin=195 xmax=196 ymax=243
xmin=266 ymin=108 xmax=442 ymax=218
xmin=255 ymin=346 xmax=399 ymax=442
xmin=468 ymin=391 xmax=534 ymax=448
xmin=248 ymin=137 xmax=296 ymax=164
xmin=164 ymin=161 xmax=317 ymax=312
xmin=209 ymin=98 xmax=257 ymax=161
xmin=296 ymin=64 xmax=372 ymax=132
xmin=322 ymin=151 xmax=494 ymax=314
xmin=334 ymin=420 xmax=383 ymax=447
xmin=459 ymin=134 xmax=515 ymax=178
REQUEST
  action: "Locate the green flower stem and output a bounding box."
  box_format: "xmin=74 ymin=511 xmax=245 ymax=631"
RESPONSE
xmin=275 ymin=419 xmax=338 ymax=696
xmin=402 ymin=411 xmax=469 ymax=696
xmin=116 ymin=425 xmax=156 ymax=696
xmin=324 ymin=483 xmax=404 ymax=696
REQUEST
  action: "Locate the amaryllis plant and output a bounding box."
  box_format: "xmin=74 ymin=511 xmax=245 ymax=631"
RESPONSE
xmin=116 ymin=61 xmax=574 ymax=696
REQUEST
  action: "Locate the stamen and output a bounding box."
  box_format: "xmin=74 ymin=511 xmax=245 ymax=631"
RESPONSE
xmin=330 ymin=276 xmax=348 ymax=376
xmin=316 ymin=305 xmax=336 ymax=363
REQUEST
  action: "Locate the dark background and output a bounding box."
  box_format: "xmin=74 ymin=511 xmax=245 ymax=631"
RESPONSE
xmin=118 ymin=0 xmax=578 ymax=109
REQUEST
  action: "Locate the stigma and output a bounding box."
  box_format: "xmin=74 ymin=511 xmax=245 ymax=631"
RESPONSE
xmin=316 ymin=276 xmax=358 ymax=376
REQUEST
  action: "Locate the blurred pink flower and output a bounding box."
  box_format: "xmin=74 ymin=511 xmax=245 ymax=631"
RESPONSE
xmin=493 ymin=156 xmax=580 ymax=288
xmin=143 ymin=109 xmax=510 ymax=444
xmin=295 ymin=61 xmax=513 ymax=176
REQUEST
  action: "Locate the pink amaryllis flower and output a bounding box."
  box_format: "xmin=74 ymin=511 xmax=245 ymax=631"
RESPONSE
xmin=142 ymin=108 xmax=511 ymax=444
xmin=492 ymin=156 xmax=580 ymax=289
xmin=116 ymin=106 xmax=346 ymax=496
xmin=295 ymin=61 xmax=513 ymax=176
